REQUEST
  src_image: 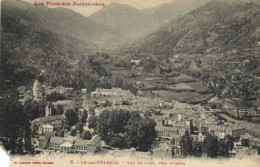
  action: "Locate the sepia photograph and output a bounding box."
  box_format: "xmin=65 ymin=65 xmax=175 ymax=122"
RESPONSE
xmin=0 ymin=0 xmax=260 ymax=166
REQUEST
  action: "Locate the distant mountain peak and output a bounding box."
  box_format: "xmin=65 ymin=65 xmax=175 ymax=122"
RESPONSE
xmin=107 ymin=2 xmax=134 ymax=8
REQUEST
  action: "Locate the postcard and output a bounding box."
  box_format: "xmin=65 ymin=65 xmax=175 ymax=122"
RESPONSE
xmin=1 ymin=0 xmax=260 ymax=166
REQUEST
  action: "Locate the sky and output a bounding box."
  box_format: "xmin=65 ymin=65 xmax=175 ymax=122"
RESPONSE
xmin=23 ymin=0 xmax=176 ymax=16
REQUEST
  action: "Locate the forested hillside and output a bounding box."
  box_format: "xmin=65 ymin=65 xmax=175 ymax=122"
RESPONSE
xmin=1 ymin=1 xmax=111 ymax=93
xmin=129 ymin=0 xmax=260 ymax=100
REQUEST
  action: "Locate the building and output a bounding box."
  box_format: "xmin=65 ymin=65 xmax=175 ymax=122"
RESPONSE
xmin=86 ymin=135 xmax=101 ymax=155
xmin=49 ymin=137 xmax=64 ymax=150
xmin=31 ymin=115 xmax=65 ymax=132
xmin=90 ymin=88 xmax=132 ymax=99
xmin=45 ymin=104 xmax=52 ymax=117
xmin=46 ymin=135 xmax=101 ymax=154
xmin=52 ymin=100 xmax=75 ymax=112
xmin=191 ymin=133 xmax=205 ymax=143
xmin=155 ymin=126 xmax=175 ymax=138
xmin=130 ymin=59 xmax=141 ymax=66
xmin=46 ymin=86 xmax=74 ymax=96
xmin=60 ymin=142 xmax=74 ymax=153
xmin=39 ymin=124 xmax=54 ymax=135
xmin=74 ymin=139 xmax=90 ymax=153
xmin=227 ymin=125 xmax=246 ymax=139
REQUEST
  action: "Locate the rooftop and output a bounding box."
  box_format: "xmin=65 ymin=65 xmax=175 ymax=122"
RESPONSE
xmin=32 ymin=115 xmax=65 ymax=123
xmin=60 ymin=142 xmax=73 ymax=148
xmin=50 ymin=137 xmax=64 ymax=144
xmin=74 ymin=139 xmax=90 ymax=146
xmin=41 ymin=124 xmax=54 ymax=128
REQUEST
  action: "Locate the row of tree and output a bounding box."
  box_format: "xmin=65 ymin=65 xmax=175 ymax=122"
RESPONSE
xmin=0 ymin=94 xmax=34 ymax=155
xmin=180 ymin=130 xmax=234 ymax=158
xmin=88 ymin=109 xmax=156 ymax=151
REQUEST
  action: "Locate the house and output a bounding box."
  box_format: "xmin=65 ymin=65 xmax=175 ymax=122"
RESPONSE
xmin=31 ymin=115 xmax=65 ymax=132
xmin=39 ymin=124 xmax=54 ymax=135
xmin=155 ymin=126 xmax=175 ymax=138
xmin=130 ymin=59 xmax=141 ymax=66
xmin=46 ymin=86 xmax=74 ymax=96
xmin=240 ymin=133 xmax=254 ymax=146
xmin=60 ymin=142 xmax=74 ymax=153
xmin=73 ymin=136 xmax=101 ymax=154
xmin=191 ymin=133 xmax=205 ymax=143
xmin=227 ymin=125 xmax=246 ymax=139
xmin=46 ymin=135 xmax=101 ymax=154
xmin=52 ymin=100 xmax=75 ymax=112
xmin=86 ymin=135 xmax=101 ymax=155
xmin=49 ymin=137 xmax=64 ymax=150
xmin=90 ymin=88 xmax=132 ymax=99
xmin=74 ymin=139 xmax=90 ymax=153
xmin=113 ymin=97 xmax=124 ymax=106
xmin=251 ymin=138 xmax=260 ymax=147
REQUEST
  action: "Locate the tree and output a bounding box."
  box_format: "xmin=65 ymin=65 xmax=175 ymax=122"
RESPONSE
xmin=0 ymin=94 xmax=29 ymax=154
xmin=203 ymin=133 xmax=218 ymax=158
xmin=224 ymin=135 xmax=234 ymax=151
xmin=180 ymin=130 xmax=193 ymax=157
xmin=76 ymin=122 xmax=84 ymax=133
xmin=64 ymin=109 xmax=78 ymax=127
xmin=192 ymin=140 xmax=202 ymax=156
xmin=190 ymin=120 xmax=194 ymax=135
xmin=81 ymin=130 xmax=92 ymax=140
xmin=96 ymin=111 xmax=110 ymax=142
xmin=24 ymin=121 xmax=34 ymax=154
xmin=56 ymin=105 xmax=64 ymax=115
xmin=106 ymin=109 xmax=131 ymax=134
xmin=96 ymin=109 xmax=131 ymax=143
xmin=124 ymin=116 xmax=156 ymax=151
xmin=57 ymin=127 xmax=64 ymax=137
xmin=46 ymin=92 xmax=66 ymax=102
xmin=109 ymin=135 xmax=127 ymax=148
xmin=10 ymin=137 xmax=16 ymax=155
xmin=88 ymin=116 xmax=98 ymax=130
xmin=50 ymin=104 xmax=57 ymax=116
xmin=218 ymin=139 xmax=229 ymax=157
xmin=81 ymin=110 xmax=88 ymax=124
xmin=16 ymin=138 xmax=24 ymax=154
xmin=70 ymin=129 xmax=77 ymax=137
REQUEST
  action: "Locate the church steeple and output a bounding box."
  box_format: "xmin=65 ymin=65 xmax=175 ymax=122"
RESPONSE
xmin=45 ymin=102 xmax=52 ymax=117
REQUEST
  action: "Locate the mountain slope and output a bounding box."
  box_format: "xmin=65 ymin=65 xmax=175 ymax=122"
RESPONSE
xmin=88 ymin=2 xmax=163 ymax=49
xmin=137 ymin=0 xmax=260 ymax=55
xmin=88 ymin=1 xmax=210 ymax=50
xmin=2 ymin=0 xmax=212 ymax=51
xmin=1 ymin=1 xmax=111 ymax=92
xmin=2 ymin=0 xmax=120 ymax=50
xmin=142 ymin=0 xmax=210 ymax=24
xmin=131 ymin=0 xmax=260 ymax=100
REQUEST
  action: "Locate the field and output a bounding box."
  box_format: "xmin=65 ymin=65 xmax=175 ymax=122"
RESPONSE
xmin=152 ymin=90 xmax=214 ymax=104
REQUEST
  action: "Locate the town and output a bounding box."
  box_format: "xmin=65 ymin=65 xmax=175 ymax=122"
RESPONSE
xmin=7 ymin=78 xmax=259 ymax=161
